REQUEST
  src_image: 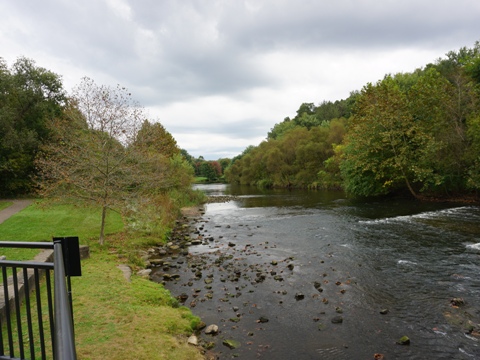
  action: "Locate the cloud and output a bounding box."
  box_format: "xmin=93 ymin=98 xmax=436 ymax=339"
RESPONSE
xmin=1 ymin=0 xmax=479 ymax=159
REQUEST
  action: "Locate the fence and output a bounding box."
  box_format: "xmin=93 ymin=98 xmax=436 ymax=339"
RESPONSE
xmin=0 ymin=237 xmax=81 ymax=360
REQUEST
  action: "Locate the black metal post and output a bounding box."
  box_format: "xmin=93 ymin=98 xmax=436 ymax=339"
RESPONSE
xmin=53 ymin=240 xmax=77 ymax=360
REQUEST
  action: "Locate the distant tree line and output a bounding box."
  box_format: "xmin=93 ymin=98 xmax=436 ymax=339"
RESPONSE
xmin=0 ymin=58 xmax=201 ymax=243
xmin=225 ymin=41 xmax=480 ymax=200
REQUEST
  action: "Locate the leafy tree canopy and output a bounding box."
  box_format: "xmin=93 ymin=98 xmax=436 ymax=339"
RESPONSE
xmin=229 ymin=40 xmax=480 ymax=200
xmin=36 ymin=78 xmax=195 ymax=243
xmin=0 ymin=57 xmax=66 ymax=196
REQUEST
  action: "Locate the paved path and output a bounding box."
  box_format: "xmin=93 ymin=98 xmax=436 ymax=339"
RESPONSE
xmin=0 ymin=200 xmax=33 ymax=224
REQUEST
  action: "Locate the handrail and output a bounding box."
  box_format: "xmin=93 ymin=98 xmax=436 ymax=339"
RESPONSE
xmin=0 ymin=242 xmax=54 ymax=249
xmin=53 ymin=240 xmax=77 ymax=360
xmin=0 ymin=238 xmax=80 ymax=360
xmin=0 ymin=260 xmax=54 ymax=270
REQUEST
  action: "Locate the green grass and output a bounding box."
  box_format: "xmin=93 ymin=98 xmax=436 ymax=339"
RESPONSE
xmin=71 ymin=249 xmax=203 ymax=360
xmin=0 ymin=202 xmax=123 ymax=241
xmin=0 ymin=202 xmax=124 ymax=261
xmin=0 ymin=202 xmax=205 ymax=360
xmin=0 ymin=201 xmax=13 ymax=211
xmin=194 ymin=177 xmax=208 ymax=183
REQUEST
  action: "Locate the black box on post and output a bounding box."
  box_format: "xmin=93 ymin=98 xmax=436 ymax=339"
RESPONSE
xmin=53 ymin=236 xmax=82 ymax=277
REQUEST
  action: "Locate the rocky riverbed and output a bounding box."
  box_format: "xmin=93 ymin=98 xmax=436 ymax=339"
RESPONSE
xmin=137 ymin=196 xmax=480 ymax=359
xmin=138 ymin=197 xmax=358 ymax=359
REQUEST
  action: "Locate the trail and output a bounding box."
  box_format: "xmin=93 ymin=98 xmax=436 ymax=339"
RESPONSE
xmin=0 ymin=200 xmax=33 ymax=224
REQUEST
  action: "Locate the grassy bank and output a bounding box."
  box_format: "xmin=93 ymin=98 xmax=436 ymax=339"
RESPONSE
xmin=194 ymin=177 xmax=208 ymax=183
xmin=0 ymin=202 xmax=204 ymax=360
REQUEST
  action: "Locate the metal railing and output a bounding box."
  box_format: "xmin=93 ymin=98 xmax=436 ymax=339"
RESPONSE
xmin=0 ymin=237 xmax=81 ymax=360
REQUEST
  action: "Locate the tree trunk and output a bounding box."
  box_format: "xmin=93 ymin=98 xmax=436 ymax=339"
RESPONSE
xmin=99 ymin=205 xmax=107 ymax=245
xmin=404 ymin=176 xmax=420 ymax=200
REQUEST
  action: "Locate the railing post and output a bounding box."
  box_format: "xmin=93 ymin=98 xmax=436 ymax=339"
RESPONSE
xmin=53 ymin=239 xmax=77 ymax=360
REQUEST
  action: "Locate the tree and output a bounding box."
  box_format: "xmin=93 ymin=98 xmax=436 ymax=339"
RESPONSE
xmin=226 ymin=117 xmax=347 ymax=189
xmin=36 ymin=77 xmax=145 ymax=244
xmin=131 ymin=119 xmax=192 ymax=193
xmin=218 ymin=158 xmax=231 ymax=174
xmin=406 ymin=67 xmax=468 ymax=192
xmin=295 ymin=102 xmax=316 ymax=117
xmin=198 ymin=161 xmax=221 ymax=182
xmin=341 ymin=77 xmax=440 ymax=198
xmin=0 ymin=57 xmax=65 ymax=196
xmin=267 ymin=118 xmax=297 ymax=139
xmin=126 ymin=120 xmax=195 ymax=235
xmin=466 ymin=114 xmax=480 ymax=191
xmin=294 ymin=113 xmax=321 ymax=129
xmin=180 ymin=149 xmax=195 ymax=167
xmin=134 ymin=120 xmax=180 ymax=158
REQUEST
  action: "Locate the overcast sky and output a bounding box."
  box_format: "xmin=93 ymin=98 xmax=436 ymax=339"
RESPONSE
xmin=1 ymin=1 xmax=479 ymax=159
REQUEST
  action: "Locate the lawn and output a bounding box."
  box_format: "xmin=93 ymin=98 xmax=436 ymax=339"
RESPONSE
xmin=0 ymin=202 xmax=205 ymax=360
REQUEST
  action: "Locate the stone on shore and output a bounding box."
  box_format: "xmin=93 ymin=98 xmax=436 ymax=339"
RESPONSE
xmin=136 ymin=269 xmax=152 ymax=278
xmin=187 ymin=334 xmax=198 ymax=346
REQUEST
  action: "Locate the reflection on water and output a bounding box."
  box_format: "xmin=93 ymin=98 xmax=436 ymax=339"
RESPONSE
xmin=174 ymin=184 xmax=480 ymax=359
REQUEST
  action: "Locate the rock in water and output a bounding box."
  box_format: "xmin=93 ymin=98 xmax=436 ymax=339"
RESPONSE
xmin=205 ymin=324 xmax=219 ymax=335
xmin=313 ymin=281 xmax=323 ymax=292
xmin=295 ymin=292 xmax=305 ymax=300
xmin=331 ymin=316 xmax=343 ymax=324
xmin=396 ymin=336 xmax=410 ymax=345
xmin=177 ymin=293 xmax=189 ymax=302
xmin=223 ymin=339 xmax=240 ymax=349
xmin=450 ymin=297 xmax=465 ymax=307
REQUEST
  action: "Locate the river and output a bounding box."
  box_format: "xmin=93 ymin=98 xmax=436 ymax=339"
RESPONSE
xmin=160 ymin=184 xmax=480 ymax=359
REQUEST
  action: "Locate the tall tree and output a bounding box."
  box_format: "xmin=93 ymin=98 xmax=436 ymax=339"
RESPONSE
xmin=0 ymin=57 xmax=65 ymax=196
xmin=134 ymin=120 xmax=180 ymax=158
xmin=466 ymin=114 xmax=480 ymax=191
xmin=131 ymin=119 xmax=192 ymax=193
xmin=218 ymin=158 xmax=231 ymax=174
xmin=198 ymin=161 xmax=221 ymax=182
xmin=341 ymin=77 xmax=440 ymax=198
xmin=36 ymin=78 xmax=144 ymax=244
xmin=267 ymin=118 xmax=297 ymax=139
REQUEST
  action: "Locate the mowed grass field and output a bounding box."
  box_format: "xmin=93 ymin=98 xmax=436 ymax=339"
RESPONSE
xmin=0 ymin=201 xmax=204 ymax=360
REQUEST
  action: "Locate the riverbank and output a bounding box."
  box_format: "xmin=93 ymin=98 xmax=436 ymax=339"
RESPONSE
xmin=0 ymin=201 xmax=207 ymax=360
xmin=148 ymin=186 xmax=480 ymax=359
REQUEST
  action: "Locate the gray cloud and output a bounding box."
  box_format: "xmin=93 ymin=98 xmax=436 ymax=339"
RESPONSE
xmin=2 ymin=0 xmax=479 ymax=159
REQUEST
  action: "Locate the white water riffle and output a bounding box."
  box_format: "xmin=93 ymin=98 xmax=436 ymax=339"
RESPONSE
xmin=466 ymin=243 xmax=480 ymax=251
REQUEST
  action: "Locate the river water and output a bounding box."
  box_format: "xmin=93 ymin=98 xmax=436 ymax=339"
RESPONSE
xmin=162 ymin=184 xmax=480 ymax=359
